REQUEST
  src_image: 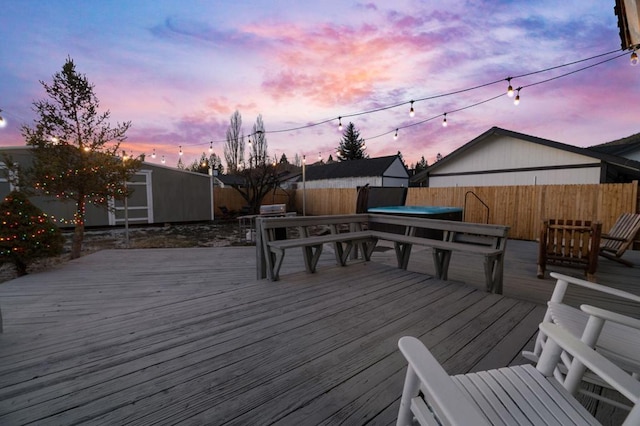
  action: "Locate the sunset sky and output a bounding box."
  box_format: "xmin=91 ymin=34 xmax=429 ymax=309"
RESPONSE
xmin=1 ymin=1 xmax=638 ymax=169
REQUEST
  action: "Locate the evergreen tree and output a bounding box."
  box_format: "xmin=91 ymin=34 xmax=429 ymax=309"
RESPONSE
xmin=327 ymin=154 xmax=335 ymax=163
xmin=21 ymin=57 xmax=140 ymax=259
xmin=279 ymin=153 xmax=289 ymax=165
xmin=0 ymin=191 xmax=64 ymax=276
xmin=337 ymin=122 xmax=368 ymax=161
xmin=414 ymin=156 xmax=428 ymax=174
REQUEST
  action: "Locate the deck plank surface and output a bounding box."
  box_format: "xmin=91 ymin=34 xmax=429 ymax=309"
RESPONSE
xmin=0 ymin=240 xmax=637 ymax=425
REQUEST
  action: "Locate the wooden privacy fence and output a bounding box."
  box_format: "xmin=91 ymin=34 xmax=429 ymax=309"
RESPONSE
xmin=284 ymin=182 xmax=638 ymax=241
xmin=213 ymin=187 xmax=294 ymax=216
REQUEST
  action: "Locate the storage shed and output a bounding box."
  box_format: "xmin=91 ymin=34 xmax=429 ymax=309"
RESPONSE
xmin=303 ymin=155 xmax=409 ymax=189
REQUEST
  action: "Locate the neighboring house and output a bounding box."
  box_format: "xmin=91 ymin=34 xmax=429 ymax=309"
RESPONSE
xmin=590 ymin=132 xmax=640 ymax=162
xmin=214 ymin=173 xmax=247 ymax=188
xmin=301 ymin=155 xmax=409 ymax=189
xmin=0 ymin=146 xmax=214 ymax=227
xmin=411 ymin=127 xmax=640 ymax=188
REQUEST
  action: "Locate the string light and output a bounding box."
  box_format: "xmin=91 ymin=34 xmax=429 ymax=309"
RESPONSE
xmin=631 ymin=49 xmax=639 ymax=66
xmin=302 ymin=155 xmax=306 ymax=164
xmin=161 ymin=155 xmax=166 ymax=164
xmin=506 ymin=78 xmax=514 ymax=97
xmin=0 ymin=109 xmax=5 ymax=128
xmin=442 ymin=113 xmax=448 ymax=127
xmin=318 ymin=152 xmax=322 ymax=161
xmin=248 ymin=136 xmax=252 ymax=147
xmin=394 ymin=129 xmax=398 ymax=140
xmin=134 ymin=48 xmax=628 ymax=158
xmin=179 ymin=145 xmax=183 ymax=156
xmin=151 ymin=148 xmax=156 ymax=159
xmin=409 ymin=100 xmax=415 ymax=117
xmin=209 ymin=141 xmax=213 ymax=153
xmin=514 ymin=88 xmax=521 ymax=106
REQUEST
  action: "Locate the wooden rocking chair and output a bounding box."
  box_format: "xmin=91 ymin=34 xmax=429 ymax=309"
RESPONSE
xmin=397 ymin=316 xmax=640 ymax=425
xmin=599 ymin=213 xmax=640 ymax=267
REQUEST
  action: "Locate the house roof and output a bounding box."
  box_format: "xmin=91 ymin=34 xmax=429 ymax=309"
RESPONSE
xmin=410 ymin=127 xmax=640 ymax=183
xmin=589 ymin=132 xmax=640 ymax=157
xmin=305 ymin=155 xmax=403 ymax=181
xmin=215 ymin=174 xmax=247 ymax=186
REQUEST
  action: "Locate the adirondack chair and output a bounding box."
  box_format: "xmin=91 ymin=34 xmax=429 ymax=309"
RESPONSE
xmin=522 ymin=272 xmax=640 ymax=408
xmin=599 ymin=212 xmax=640 ymax=267
xmin=537 ymin=219 xmax=601 ymax=281
xmin=397 ymin=316 xmax=640 ymax=425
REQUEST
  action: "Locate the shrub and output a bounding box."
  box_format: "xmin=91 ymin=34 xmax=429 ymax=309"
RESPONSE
xmin=0 ymin=191 xmax=64 ymax=276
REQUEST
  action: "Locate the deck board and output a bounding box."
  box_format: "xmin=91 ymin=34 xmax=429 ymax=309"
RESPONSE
xmin=0 ymin=240 xmax=637 ymax=424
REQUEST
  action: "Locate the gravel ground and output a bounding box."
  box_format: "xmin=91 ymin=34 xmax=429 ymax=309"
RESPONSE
xmin=0 ymin=221 xmax=248 ymax=283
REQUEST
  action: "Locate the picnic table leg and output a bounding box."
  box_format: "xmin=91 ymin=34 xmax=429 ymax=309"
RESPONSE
xmin=256 ymin=219 xmax=267 ymax=280
xmin=432 ymin=248 xmax=452 ymax=280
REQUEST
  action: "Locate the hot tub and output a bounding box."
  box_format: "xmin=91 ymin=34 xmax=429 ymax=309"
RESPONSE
xmin=367 ymin=205 xmax=463 ymax=239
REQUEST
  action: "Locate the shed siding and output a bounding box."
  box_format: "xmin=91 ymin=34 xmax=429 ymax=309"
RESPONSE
xmin=304 ymin=177 xmax=383 ymax=189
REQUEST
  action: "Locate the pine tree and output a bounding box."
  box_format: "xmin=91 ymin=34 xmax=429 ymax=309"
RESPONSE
xmin=21 ymin=57 xmax=140 ymax=259
xmin=0 ymin=191 xmax=64 ymax=276
xmin=337 ymin=122 xmax=368 ymax=161
xmin=414 ymin=156 xmax=428 ymax=174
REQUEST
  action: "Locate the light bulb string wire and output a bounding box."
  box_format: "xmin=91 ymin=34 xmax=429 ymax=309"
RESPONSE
xmin=192 ymin=47 xmax=625 ymax=150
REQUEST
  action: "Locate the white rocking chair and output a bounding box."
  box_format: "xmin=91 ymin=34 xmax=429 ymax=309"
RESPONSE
xmin=522 ymin=272 xmax=640 ymax=408
xmin=397 ymin=317 xmax=640 ymax=425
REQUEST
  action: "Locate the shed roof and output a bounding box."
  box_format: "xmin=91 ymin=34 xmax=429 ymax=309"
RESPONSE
xmin=305 ymin=155 xmax=401 ymax=181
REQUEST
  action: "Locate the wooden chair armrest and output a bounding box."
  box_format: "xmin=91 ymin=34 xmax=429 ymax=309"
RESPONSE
xmin=539 ymin=323 xmax=640 ymax=402
xmin=550 ymin=272 xmax=640 ymax=303
xmin=580 ymin=305 xmax=640 ymax=330
xmin=398 ymin=336 xmax=489 ymax=425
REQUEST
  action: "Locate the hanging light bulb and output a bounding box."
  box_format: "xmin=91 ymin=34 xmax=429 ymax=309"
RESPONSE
xmin=338 ymin=116 xmax=343 ymax=131
xmin=151 ymin=148 xmax=156 ymax=159
xmin=0 ymin=110 xmax=5 ymax=128
xmin=179 ymin=145 xmax=183 ymax=156
xmin=209 ymin=141 xmax=213 ymax=153
xmin=248 ymin=136 xmax=252 ymax=147
xmin=442 ymin=113 xmax=448 ymax=127
xmin=514 ymin=88 xmax=521 ymax=106
xmin=409 ymin=101 xmax=415 ymax=117
xmin=394 ymin=129 xmax=398 ymax=140
xmin=161 ymin=155 xmax=166 ymax=164
xmin=318 ymin=152 xmax=322 ymax=161
xmin=303 ymin=155 xmax=306 ymax=164
xmin=631 ymin=50 xmax=639 ymax=66
xmin=506 ymin=78 xmax=514 ymax=97
xmin=362 ymin=139 xmax=366 ymax=149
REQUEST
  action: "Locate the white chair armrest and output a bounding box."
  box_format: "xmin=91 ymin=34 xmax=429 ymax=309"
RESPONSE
xmin=398 ymin=336 xmax=490 ymax=426
xmin=580 ymin=304 xmax=640 ymax=330
xmin=550 ymin=272 xmax=640 ymax=303
xmin=539 ymin=323 xmax=640 ymax=402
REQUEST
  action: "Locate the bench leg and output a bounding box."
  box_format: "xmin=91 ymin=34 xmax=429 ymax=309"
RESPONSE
xmin=361 ymin=238 xmax=378 ymax=261
xmin=394 ymin=242 xmax=413 ymax=269
xmin=303 ymin=244 xmax=324 ymax=273
xmin=484 ymin=254 xmax=504 ymax=294
xmin=269 ymin=248 xmax=285 ymax=281
xmin=432 ymin=249 xmax=451 ymax=280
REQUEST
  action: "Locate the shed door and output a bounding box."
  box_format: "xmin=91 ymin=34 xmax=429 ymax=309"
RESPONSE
xmin=108 ymin=170 xmax=154 ymax=225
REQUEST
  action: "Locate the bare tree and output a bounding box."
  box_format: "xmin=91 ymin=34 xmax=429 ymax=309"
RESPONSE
xmin=249 ymin=114 xmax=268 ymax=167
xmin=224 ymin=110 xmax=244 ymax=173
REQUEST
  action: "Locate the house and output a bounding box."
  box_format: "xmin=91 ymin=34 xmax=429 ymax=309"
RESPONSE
xmin=302 ymin=155 xmax=409 ymax=189
xmin=1 ymin=146 xmax=215 ymax=227
xmin=410 ymin=127 xmax=640 ymax=188
xmin=590 ymin=132 xmax=640 ymax=162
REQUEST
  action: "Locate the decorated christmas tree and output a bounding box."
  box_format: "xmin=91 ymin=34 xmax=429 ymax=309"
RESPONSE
xmin=0 ymin=191 xmax=64 ymax=276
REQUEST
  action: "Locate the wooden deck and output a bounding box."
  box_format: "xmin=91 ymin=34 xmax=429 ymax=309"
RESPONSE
xmin=0 ymin=240 xmax=637 ymax=425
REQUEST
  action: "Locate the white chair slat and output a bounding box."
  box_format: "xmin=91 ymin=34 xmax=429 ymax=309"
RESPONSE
xmin=514 ymin=364 xmax=599 ymax=425
xmin=452 ymin=375 xmax=512 ymax=426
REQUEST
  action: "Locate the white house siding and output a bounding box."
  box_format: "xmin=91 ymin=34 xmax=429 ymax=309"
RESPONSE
xmin=304 ymin=177 xmax=383 ymax=189
xmin=428 ymin=134 xmax=604 ymax=187
xmin=429 ymin=167 xmax=602 ymax=187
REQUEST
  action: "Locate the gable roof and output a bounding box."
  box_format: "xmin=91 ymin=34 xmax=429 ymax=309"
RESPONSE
xmin=305 ymin=155 xmax=403 ymax=181
xmin=589 ymin=132 xmax=640 ymax=157
xmin=411 ymin=127 xmax=640 ymax=183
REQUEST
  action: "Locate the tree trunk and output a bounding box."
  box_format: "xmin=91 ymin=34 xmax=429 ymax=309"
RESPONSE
xmin=70 ymin=196 xmax=86 ymax=259
xmin=14 ymin=258 xmax=28 ymax=276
